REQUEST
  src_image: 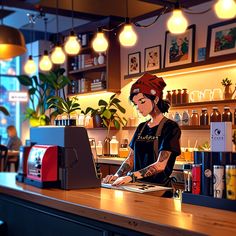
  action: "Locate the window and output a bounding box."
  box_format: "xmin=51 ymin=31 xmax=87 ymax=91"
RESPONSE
xmin=0 ymin=57 xmax=20 ymax=145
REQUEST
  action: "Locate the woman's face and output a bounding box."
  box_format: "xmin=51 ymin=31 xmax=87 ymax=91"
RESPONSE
xmin=132 ymin=93 xmax=153 ymax=117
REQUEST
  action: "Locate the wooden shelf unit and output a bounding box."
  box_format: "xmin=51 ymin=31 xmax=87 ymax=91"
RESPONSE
xmin=67 ymin=17 xmax=122 ymax=96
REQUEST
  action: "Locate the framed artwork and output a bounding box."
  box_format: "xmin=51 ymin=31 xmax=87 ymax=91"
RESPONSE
xmin=128 ymin=52 xmax=141 ymax=75
xmin=144 ymin=45 xmax=161 ymax=71
xmin=206 ymin=19 xmax=236 ymax=59
xmin=164 ymin=24 xmax=195 ymax=68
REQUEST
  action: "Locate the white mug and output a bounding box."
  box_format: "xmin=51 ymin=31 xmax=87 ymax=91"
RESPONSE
xmin=212 ymin=88 xmax=223 ymax=101
xmin=190 ymin=90 xmax=201 ymax=102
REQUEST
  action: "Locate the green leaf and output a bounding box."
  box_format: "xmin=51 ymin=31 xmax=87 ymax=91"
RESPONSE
xmin=114 ymin=103 xmax=126 ymax=113
xmin=29 ymin=88 xmax=37 ymax=95
xmin=109 ymin=93 xmax=116 ymax=101
xmin=102 ymin=109 xmax=111 ymax=119
xmin=113 ymin=119 xmax=120 ymax=129
xmin=111 ymin=98 xmax=121 ymax=104
xmin=17 ymin=75 xmax=32 ymax=86
xmin=0 ymin=106 xmax=10 ymax=116
xmin=98 ymin=99 xmax=108 ymax=106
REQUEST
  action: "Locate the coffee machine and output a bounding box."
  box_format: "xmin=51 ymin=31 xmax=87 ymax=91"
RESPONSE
xmin=24 ymin=145 xmax=59 ymax=188
xmin=29 ymin=126 xmax=101 ymax=189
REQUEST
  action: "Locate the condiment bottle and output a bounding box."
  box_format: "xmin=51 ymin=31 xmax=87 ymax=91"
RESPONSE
xmin=103 ymin=137 xmax=111 ymax=156
xmin=177 ymin=89 xmax=182 ymax=104
xmin=96 ymin=141 xmax=103 ymax=156
xmin=222 ymin=106 xmax=232 ymax=122
xmin=166 ymin=91 xmax=172 ymax=104
xmin=200 ymin=108 xmax=209 ymax=126
xmin=119 ymin=144 xmax=129 ymax=158
xmin=110 ymin=136 xmax=119 ymax=156
xmin=210 ymin=107 xmax=221 ymax=122
xmin=182 ymin=88 xmax=189 ymax=104
xmin=171 ymin=90 xmax=177 ymax=105
xmin=190 ymin=110 xmax=199 ymax=126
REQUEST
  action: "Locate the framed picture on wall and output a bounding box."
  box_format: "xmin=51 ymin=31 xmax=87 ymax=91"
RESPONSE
xmin=128 ymin=52 xmax=141 ymax=75
xmin=164 ymin=24 xmax=195 ymax=68
xmin=144 ymin=45 xmax=161 ymax=71
xmin=206 ymin=19 xmax=236 ymax=59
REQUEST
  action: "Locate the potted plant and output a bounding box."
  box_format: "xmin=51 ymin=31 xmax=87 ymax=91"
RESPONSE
xmin=221 ymin=78 xmax=236 ymax=99
xmin=47 ymin=96 xmax=80 ymax=126
xmin=86 ymin=94 xmax=127 ymax=133
xmin=85 ymin=94 xmax=126 ymax=155
xmin=17 ymin=68 xmax=71 ymax=126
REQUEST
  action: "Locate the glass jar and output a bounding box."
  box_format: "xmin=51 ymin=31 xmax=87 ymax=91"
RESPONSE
xmin=182 ymin=111 xmax=190 ymax=126
xmin=177 ymin=89 xmax=182 ymax=104
xmin=222 ymin=106 xmax=232 ymax=122
xmin=119 ymin=144 xmax=129 ymax=158
xmin=210 ymin=107 xmax=221 ymax=122
xmin=190 ymin=110 xmax=199 ymax=126
xmin=182 ymin=88 xmax=189 ymax=104
xmin=96 ymin=141 xmax=103 ymax=156
xmin=172 ymin=90 xmax=177 ymax=105
xmin=174 ymin=112 xmax=182 ymax=126
xmin=166 ymin=90 xmax=172 ymax=104
xmin=200 ymin=108 xmax=209 ymax=126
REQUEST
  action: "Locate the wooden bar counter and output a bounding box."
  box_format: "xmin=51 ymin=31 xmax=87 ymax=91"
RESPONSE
xmin=0 ymin=173 xmax=235 ymax=236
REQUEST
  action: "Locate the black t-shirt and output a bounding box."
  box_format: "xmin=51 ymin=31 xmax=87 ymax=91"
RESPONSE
xmin=129 ymin=118 xmax=181 ymax=184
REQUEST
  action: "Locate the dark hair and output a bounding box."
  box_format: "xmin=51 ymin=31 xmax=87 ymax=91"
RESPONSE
xmin=129 ymin=93 xmax=170 ymax=113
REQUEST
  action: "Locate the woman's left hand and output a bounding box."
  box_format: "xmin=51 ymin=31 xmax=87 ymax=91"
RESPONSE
xmin=112 ymin=176 xmax=132 ymax=186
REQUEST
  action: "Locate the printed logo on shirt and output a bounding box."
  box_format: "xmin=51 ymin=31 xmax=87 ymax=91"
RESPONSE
xmin=137 ymin=135 xmax=158 ymax=141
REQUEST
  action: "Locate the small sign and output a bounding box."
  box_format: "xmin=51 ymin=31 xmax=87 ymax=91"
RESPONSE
xmin=8 ymin=91 xmax=28 ymax=102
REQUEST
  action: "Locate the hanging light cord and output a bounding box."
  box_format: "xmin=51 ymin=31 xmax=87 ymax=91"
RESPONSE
xmin=1 ymin=0 xmax=3 ymax=25
xmin=56 ymin=0 xmax=59 ymax=43
xmin=71 ymin=0 xmax=74 ymax=30
xmin=44 ymin=17 xmax=48 ymax=41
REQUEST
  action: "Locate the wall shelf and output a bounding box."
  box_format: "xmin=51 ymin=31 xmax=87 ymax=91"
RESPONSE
xmin=170 ymin=99 xmax=236 ymax=109
xmin=124 ymin=56 xmax=236 ymax=80
xmin=68 ymin=64 xmax=106 ymax=75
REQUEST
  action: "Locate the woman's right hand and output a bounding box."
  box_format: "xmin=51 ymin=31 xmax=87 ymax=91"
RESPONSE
xmin=102 ymin=174 xmax=118 ymax=184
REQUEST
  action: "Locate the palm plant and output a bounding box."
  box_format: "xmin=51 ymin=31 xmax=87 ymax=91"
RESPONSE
xmin=17 ymin=68 xmax=71 ymax=126
xmin=47 ymin=96 xmax=80 ymax=119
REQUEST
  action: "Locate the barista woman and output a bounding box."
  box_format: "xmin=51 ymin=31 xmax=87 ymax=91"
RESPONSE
xmin=102 ymin=73 xmax=181 ymax=186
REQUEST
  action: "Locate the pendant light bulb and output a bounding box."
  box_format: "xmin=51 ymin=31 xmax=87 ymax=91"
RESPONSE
xmin=214 ymin=0 xmax=236 ymax=19
xmin=39 ymin=50 xmax=52 ymax=71
xmin=92 ymin=28 xmax=108 ymax=52
xmin=64 ymin=31 xmax=81 ymax=55
xmin=51 ymin=44 xmax=66 ymax=64
xmin=24 ymin=55 xmax=36 ymax=75
xmin=119 ymin=19 xmax=137 ymax=47
xmin=167 ymin=9 xmax=188 ymax=34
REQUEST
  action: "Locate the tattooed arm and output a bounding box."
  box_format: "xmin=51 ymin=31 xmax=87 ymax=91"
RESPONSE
xmin=116 ymin=150 xmax=134 ymax=177
xmin=102 ymin=150 xmax=134 ymax=183
xmin=134 ymin=150 xmax=171 ymax=179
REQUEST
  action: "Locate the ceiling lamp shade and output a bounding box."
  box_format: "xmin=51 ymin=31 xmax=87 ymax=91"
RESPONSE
xmin=119 ymin=18 xmax=137 ymax=47
xmin=64 ymin=31 xmax=81 ymax=55
xmin=51 ymin=44 xmax=66 ymax=64
xmin=214 ymin=0 xmax=236 ymax=19
xmin=92 ymin=29 xmax=108 ymax=52
xmin=0 ymin=25 xmax=26 ymax=59
xmin=167 ymin=9 xmax=188 ymax=34
xmin=39 ymin=50 xmax=52 ymax=71
xmin=24 ymin=55 xmax=36 ymax=75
